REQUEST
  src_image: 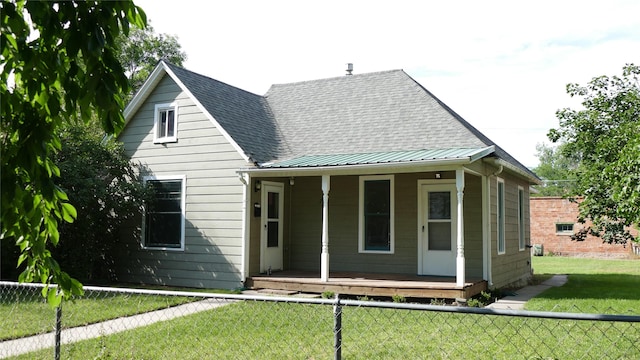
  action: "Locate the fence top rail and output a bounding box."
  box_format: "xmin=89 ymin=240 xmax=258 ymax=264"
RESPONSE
xmin=2 ymin=281 xmax=639 ymax=323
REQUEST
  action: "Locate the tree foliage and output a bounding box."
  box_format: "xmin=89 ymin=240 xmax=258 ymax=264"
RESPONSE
xmin=549 ymin=64 xmax=640 ymax=244
xmin=531 ymin=143 xmax=578 ymax=197
xmin=1 ymin=0 xmax=146 ymax=305
xmin=52 ymin=123 xmax=149 ymax=283
xmin=115 ymin=25 xmax=187 ymax=95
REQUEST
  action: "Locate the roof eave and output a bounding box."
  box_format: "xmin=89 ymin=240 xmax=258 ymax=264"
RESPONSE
xmin=238 ymin=157 xmax=475 ymax=177
xmin=487 ymin=158 xmax=542 ymax=185
xmin=469 ymin=145 xmax=495 ymax=162
xmin=123 ymin=61 xmax=168 ymax=124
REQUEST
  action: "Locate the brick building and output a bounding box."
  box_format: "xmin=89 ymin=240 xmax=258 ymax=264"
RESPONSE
xmin=530 ymin=197 xmax=638 ymax=258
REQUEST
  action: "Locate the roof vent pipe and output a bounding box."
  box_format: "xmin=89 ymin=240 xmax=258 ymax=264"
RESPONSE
xmin=346 ymin=63 xmax=353 ymax=75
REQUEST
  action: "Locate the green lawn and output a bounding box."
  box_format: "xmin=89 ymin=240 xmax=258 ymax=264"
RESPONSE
xmin=13 ymin=300 xmax=639 ymax=359
xmin=4 ymin=257 xmax=640 ymax=359
xmin=0 ymin=287 xmax=192 ymax=341
xmin=527 ymin=257 xmax=640 ymax=313
xmin=532 ymin=256 xmax=640 ymax=275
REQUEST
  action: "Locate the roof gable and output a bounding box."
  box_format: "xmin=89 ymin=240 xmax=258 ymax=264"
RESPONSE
xmin=123 ymin=61 xmax=289 ymax=164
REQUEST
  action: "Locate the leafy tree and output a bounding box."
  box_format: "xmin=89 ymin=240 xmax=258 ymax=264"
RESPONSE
xmin=1 ymin=0 xmax=146 ymax=304
xmin=52 ymin=122 xmax=149 ymax=283
xmin=549 ymin=64 xmax=640 ymax=245
xmin=115 ymin=25 xmax=187 ymax=95
xmin=531 ymin=143 xmax=578 ymax=197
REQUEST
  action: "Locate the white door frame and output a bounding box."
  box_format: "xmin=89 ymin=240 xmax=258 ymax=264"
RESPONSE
xmin=417 ymin=179 xmax=457 ymax=276
xmin=260 ymin=181 xmax=285 ymax=273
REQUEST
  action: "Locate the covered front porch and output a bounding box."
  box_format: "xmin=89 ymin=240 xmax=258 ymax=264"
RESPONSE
xmin=240 ymin=150 xmax=498 ymax=299
xmin=246 ymin=271 xmax=488 ymax=299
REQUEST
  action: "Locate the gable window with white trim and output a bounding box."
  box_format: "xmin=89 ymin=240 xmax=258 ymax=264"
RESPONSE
xmin=497 ymin=177 xmax=506 ymax=254
xmin=143 ymin=175 xmax=186 ymax=250
xmin=153 ymin=103 xmax=178 ymax=143
xmin=359 ymin=175 xmax=394 ymax=253
xmin=518 ymin=186 xmax=526 ymax=251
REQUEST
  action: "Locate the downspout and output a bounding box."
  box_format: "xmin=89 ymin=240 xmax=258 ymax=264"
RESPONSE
xmin=485 ymin=164 xmax=503 ymax=288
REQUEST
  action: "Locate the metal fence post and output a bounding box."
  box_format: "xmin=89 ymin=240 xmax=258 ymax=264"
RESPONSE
xmin=55 ymin=304 xmax=62 ymax=360
xmin=333 ymin=296 xmax=342 ymax=360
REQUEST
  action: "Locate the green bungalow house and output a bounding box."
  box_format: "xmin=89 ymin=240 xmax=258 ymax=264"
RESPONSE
xmin=117 ymin=61 xmax=540 ymax=299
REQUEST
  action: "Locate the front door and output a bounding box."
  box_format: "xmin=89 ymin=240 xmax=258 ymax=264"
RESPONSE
xmin=420 ymin=183 xmax=457 ymax=276
xmin=261 ymin=182 xmax=284 ymax=273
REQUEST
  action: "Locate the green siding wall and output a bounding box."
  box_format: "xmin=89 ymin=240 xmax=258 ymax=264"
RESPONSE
xmin=490 ymin=171 xmax=532 ymax=288
xmin=267 ymin=172 xmax=486 ymax=276
xmin=117 ymin=74 xmax=249 ymax=289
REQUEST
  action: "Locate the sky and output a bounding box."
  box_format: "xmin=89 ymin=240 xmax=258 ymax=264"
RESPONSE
xmin=134 ymin=0 xmax=640 ymax=168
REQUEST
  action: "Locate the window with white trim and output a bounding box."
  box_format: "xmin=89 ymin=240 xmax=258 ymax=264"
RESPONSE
xmin=556 ymin=223 xmax=574 ymax=234
xmin=359 ymin=175 xmax=394 ymax=253
xmin=153 ymin=103 xmax=178 ymax=143
xmin=143 ymin=176 xmax=185 ymax=250
xmin=518 ymin=186 xmax=526 ymax=251
xmin=497 ymin=178 xmax=505 ymax=254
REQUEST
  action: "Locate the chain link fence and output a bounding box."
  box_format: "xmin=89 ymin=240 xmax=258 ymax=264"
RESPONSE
xmin=1 ymin=281 xmax=639 ymax=359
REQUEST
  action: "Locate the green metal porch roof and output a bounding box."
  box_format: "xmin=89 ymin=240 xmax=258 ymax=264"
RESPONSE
xmin=259 ymin=146 xmax=495 ymax=168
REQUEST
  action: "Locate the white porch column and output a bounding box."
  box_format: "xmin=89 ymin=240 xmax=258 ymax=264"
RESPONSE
xmin=321 ymin=175 xmax=331 ymax=282
xmin=240 ymin=174 xmax=250 ymax=282
xmin=455 ymin=169 xmax=466 ymax=287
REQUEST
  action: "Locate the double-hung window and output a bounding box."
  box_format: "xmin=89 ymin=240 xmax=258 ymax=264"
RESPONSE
xmin=359 ymin=175 xmax=394 ymax=253
xmin=154 ymin=103 xmax=178 ymax=143
xmin=497 ymin=178 xmax=505 ymax=254
xmin=143 ymin=175 xmax=186 ymax=250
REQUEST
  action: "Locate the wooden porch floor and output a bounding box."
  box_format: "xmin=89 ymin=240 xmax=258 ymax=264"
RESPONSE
xmin=246 ymin=271 xmax=487 ymax=299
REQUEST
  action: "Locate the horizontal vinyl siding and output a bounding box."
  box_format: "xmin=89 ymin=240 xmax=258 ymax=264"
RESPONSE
xmin=288 ymin=177 xmax=323 ymax=271
xmin=490 ymin=172 xmax=532 ymax=288
xmin=117 ymin=74 xmax=249 ymax=289
xmin=285 ymin=172 xmax=484 ymax=276
xmin=463 ymin=174 xmax=483 ymax=278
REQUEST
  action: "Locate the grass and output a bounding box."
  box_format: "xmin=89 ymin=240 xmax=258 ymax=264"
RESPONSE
xmin=527 ymin=257 xmax=640 ymax=313
xmin=532 ymin=256 xmax=640 ymax=275
xmin=0 ymin=287 xmax=192 ymax=341
xmin=12 ymin=300 xmax=640 ymax=359
xmin=5 ymin=257 xmax=640 ymax=359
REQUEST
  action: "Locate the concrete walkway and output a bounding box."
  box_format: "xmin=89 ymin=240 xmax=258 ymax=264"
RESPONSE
xmin=0 ymin=299 xmax=232 ymax=359
xmin=486 ymin=274 xmax=568 ymax=310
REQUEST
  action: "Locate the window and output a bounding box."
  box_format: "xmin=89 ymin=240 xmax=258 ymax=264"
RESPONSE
xmin=427 ymin=191 xmax=452 ymax=251
xmin=518 ymin=186 xmax=525 ymax=251
xmin=143 ymin=176 xmax=186 ymax=250
xmin=154 ymin=103 xmax=178 ymax=143
xmin=556 ymin=223 xmax=574 ymax=234
xmin=359 ymin=175 xmax=394 ymax=253
xmin=497 ymin=178 xmax=505 ymax=254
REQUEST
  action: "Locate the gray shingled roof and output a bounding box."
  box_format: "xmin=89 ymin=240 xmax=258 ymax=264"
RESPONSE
xmin=265 ymin=70 xmax=490 ymax=157
xmin=165 ymin=63 xmax=291 ymax=164
xmin=165 ymin=63 xmax=537 ymax=180
xmin=264 ymin=69 xmax=536 ymax=179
